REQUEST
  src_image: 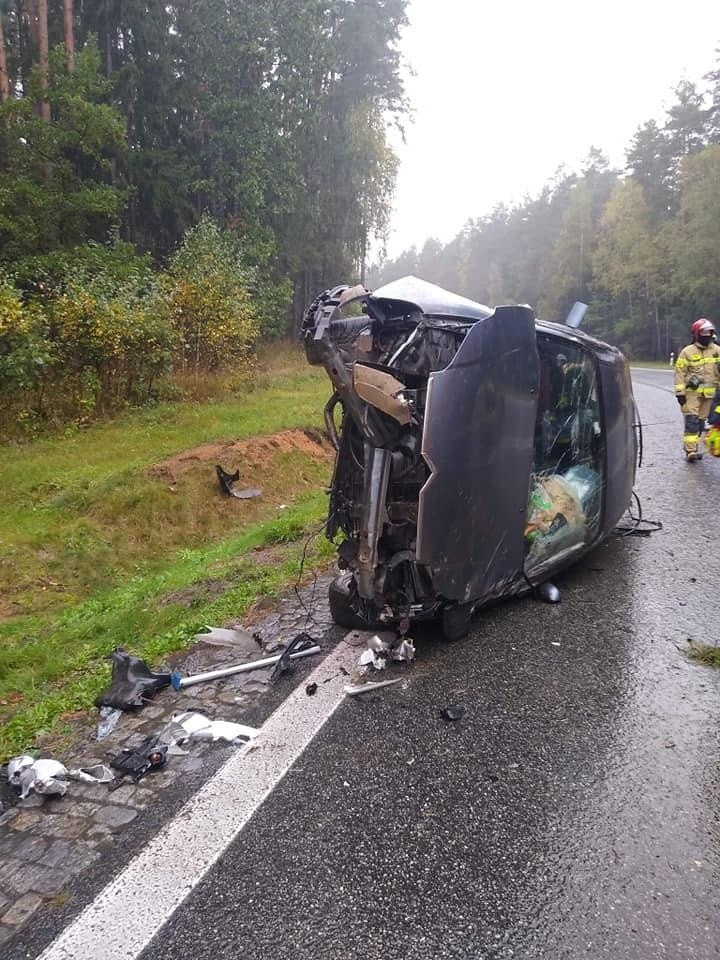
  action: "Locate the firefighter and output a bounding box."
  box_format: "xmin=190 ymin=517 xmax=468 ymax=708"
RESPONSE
xmin=707 ymin=387 xmax=720 ymax=457
xmin=675 ymin=319 xmax=720 ymax=460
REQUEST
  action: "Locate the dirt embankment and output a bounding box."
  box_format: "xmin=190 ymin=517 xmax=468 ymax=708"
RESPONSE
xmin=149 ymin=428 xmax=333 ymax=486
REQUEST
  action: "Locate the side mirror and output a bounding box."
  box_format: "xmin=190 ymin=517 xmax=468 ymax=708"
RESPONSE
xmin=565 ymin=302 xmax=588 ymax=329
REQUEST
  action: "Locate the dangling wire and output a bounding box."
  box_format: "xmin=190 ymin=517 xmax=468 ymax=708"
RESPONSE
xmin=292 ymin=519 xmax=329 ymax=633
xmin=613 ymin=490 xmax=662 ymax=537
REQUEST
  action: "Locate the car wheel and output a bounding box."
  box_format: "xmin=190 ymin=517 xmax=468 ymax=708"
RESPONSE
xmin=328 ymin=575 xmax=370 ymax=629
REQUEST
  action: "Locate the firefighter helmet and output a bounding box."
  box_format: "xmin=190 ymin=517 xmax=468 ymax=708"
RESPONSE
xmin=691 ymin=318 xmax=715 ymax=340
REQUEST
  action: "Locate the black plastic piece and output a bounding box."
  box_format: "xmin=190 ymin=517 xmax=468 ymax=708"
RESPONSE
xmin=216 ymin=464 xmax=240 ymax=495
xmin=269 ymin=633 xmax=317 ymax=683
xmin=109 ymin=735 xmax=168 ymax=785
xmin=95 ymin=650 xmax=172 ymax=711
xmin=440 ymin=706 xmax=465 ymax=721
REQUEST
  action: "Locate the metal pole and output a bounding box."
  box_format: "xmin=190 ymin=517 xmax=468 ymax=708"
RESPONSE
xmin=171 ymin=645 xmax=322 ymax=689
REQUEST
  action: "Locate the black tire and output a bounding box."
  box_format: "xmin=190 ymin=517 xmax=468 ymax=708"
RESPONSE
xmin=328 ymin=575 xmax=370 ymax=629
xmin=441 ymin=602 xmax=474 ymax=642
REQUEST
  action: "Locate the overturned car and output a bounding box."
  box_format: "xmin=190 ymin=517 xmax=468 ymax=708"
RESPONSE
xmin=302 ymin=277 xmax=637 ymax=640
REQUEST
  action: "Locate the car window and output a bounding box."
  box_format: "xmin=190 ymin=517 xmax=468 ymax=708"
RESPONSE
xmin=525 ymin=335 xmax=603 ymax=573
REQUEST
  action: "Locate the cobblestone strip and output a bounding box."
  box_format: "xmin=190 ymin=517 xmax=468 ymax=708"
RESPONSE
xmin=0 ymin=572 xmax=336 ymax=947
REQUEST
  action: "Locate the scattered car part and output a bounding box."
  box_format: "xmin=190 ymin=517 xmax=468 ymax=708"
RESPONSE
xmin=7 ymin=756 xmax=116 ymax=798
xmin=68 ymin=764 xmax=115 ymax=784
xmin=440 ymin=706 xmax=465 ymax=721
xmin=171 ymin=642 xmax=321 ymax=689
xmin=358 ymin=632 xmax=416 ymax=670
xmin=306 ymin=682 xmax=318 ymax=696
xmin=170 ymin=711 xmax=260 ymax=743
xmin=536 ymin=582 xmax=561 ymax=603
xmin=215 ymin=464 xmax=261 ymax=500
xmin=95 ymin=650 xmax=172 ymax=711
xmin=343 ymin=678 xmax=404 ymax=696
xmin=11 ymin=758 xmax=69 ymax=799
xmin=215 ymin=464 xmax=239 ymax=494
xmin=303 ymin=276 xmax=638 ymax=641
xmin=109 ymin=735 xmax=168 ymax=785
xmin=7 ymin=755 xmax=35 ymax=787
xmin=194 ymin=625 xmax=262 ymax=651
xmin=270 ymin=633 xmax=318 ymax=684
xmin=96 ymin=706 xmax=123 ymax=740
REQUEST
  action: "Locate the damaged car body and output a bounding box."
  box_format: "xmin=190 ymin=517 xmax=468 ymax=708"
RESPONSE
xmin=302 ymin=276 xmax=637 ymax=640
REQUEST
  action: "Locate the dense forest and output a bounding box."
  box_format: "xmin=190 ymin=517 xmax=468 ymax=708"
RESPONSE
xmin=0 ymin=0 xmax=407 ymax=436
xmin=370 ymin=55 xmax=720 ymax=360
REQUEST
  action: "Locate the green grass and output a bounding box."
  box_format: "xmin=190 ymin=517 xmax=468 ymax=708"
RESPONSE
xmin=687 ymin=644 xmax=720 ymax=668
xmin=0 ymin=345 xmax=337 ymax=760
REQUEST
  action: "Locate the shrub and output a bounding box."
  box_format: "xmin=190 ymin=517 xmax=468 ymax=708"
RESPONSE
xmin=158 ymin=216 xmax=260 ymax=378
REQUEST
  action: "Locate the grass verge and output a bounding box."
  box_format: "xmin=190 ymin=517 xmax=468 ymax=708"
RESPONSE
xmin=0 ymin=345 xmax=337 ymax=760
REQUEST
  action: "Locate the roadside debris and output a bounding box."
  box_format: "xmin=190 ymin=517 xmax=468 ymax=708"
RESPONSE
xmin=344 ymin=678 xmax=404 ymax=697
xmin=7 ymin=755 xmax=35 ymax=787
xmin=18 ymin=759 xmax=69 ymax=798
xmin=306 ymin=682 xmax=318 ymax=696
xmin=172 ymin=636 xmax=321 ymax=689
xmin=109 ymin=735 xmax=167 ymax=786
xmin=96 ymin=706 xmax=123 ymax=740
xmin=6 ymin=757 xmax=116 ymax=799
xmin=70 ymin=764 xmax=115 ymax=784
xmin=440 ymin=706 xmax=465 ymax=721
xmin=270 ymin=633 xmax=318 ymax=683
xmin=536 ymin=582 xmax=561 ymax=603
xmin=95 ymin=649 xmax=172 ymax=711
xmin=215 ymin=464 xmax=262 ymax=500
xmin=357 ymin=632 xmax=415 ymax=671
xmin=169 ymin=711 xmax=260 ymax=744
xmin=194 ymin=625 xmax=262 ymax=651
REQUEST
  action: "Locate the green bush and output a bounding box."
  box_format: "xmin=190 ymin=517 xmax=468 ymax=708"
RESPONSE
xmin=159 ymin=216 xmax=260 ymax=375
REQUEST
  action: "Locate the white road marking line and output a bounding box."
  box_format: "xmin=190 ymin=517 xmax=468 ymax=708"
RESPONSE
xmin=38 ymin=641 xmax=360 ymax=960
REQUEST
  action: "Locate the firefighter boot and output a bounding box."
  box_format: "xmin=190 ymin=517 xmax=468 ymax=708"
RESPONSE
xmin=684 ymin=412 xmax=703 ymax=461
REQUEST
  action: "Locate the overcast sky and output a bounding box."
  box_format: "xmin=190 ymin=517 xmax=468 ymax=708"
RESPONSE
xmin=384 ymin=0 xmax=720 ymax=257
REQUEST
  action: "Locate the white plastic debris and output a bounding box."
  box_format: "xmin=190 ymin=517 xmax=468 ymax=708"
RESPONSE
xmin=17 ymin=758 xmax=69 ymax=799
xmin=7 ymin=755 xmax=35 ymax=786
xmin=67 ymin=764 xmax=115 ymax=784
xmin=357 ymin=633 xmax=416 ymax=671
xmin=194 ymin=625 xmax=259 ymax=651
xmin=96 ymin=706 xmax=123 ymax=740
xmin=8 ymin=755 xmax=115 ymax=799
xmin=170 ymin=711 xmax=261 ymax=743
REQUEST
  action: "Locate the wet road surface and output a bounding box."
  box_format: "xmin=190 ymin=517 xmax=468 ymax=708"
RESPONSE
xmin=130 ymin=368 xmax=720 ymax=960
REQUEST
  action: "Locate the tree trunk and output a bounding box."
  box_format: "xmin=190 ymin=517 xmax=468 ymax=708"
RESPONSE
xmin=25 ymin=0 xmax=38 ymax=48
xmin=103 ymin=0 xmax=112 ymax=75
xmin=0 ymin=12 xmax=10 ymax=102
xmin=37 ymin=0 xmax=49 ymax=120
xmin=63 ymin=0 xmax=74 ymax=71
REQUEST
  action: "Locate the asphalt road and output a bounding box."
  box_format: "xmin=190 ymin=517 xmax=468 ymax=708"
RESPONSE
xmin=129 ymin=368 xmax=719 ymax=960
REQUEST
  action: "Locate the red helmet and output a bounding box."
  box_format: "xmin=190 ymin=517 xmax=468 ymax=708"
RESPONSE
xmin=692 ymin=318 xmax=715 ymax=340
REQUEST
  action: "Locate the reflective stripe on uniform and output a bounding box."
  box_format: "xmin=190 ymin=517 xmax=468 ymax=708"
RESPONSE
xmin=683 ymin=433 xmax=701 ymax=442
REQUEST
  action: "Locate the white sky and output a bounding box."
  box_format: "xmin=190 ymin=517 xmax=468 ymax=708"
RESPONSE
xmin=384 ymin=0 xmax=720 ymax=257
